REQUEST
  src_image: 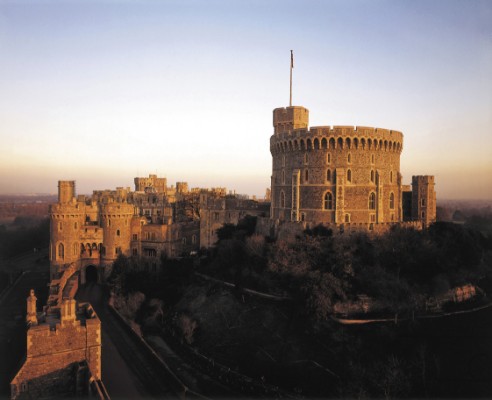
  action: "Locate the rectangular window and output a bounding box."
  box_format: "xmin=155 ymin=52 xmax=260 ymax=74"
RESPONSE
xmin=214 ymin=212 xmax=219 ymax=221
xmin=132 ymin=234 xmax=138 ymax=240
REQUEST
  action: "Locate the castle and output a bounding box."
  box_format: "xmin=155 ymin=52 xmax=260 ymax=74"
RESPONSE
xmin=49 ymin=176 xmax=269 ymax=284
xmin=268 ymin=105 xmax=436 ymax=234
xmin=11 ymin=94 xmax=436 ymax=399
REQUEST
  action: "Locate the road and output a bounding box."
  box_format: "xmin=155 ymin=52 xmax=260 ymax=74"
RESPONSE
xmin=76 ymin=283 xmax=179 ymax=399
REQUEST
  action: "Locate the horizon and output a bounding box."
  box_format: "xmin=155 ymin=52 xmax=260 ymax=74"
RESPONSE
xmin=1 ymin=0 xmax=491 ymax=199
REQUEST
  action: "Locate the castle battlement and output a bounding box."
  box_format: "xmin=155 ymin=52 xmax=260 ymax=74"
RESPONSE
xmin=271 ymin=126 xmax=403 ymax=155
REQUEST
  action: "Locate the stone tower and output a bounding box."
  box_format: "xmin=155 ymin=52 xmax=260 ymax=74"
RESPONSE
xmin=50 ymin=181 xmax=85 ymax=280
xmin=412 ymin=175 xmax=436 ymax=228
xmin=270 ymin=105 xmax=404 ymax=228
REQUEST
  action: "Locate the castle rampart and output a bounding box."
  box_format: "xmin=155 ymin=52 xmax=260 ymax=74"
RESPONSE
xmin=11 ymin=296 xmax=102 ymax=399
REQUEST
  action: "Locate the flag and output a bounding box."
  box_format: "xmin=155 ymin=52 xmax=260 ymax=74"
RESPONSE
xmin=291 ymin=50 xmax=294 ymax=68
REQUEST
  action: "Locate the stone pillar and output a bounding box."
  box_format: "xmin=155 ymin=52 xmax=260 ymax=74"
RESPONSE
xmin=26 ymin=289 xmax=38 ymax=326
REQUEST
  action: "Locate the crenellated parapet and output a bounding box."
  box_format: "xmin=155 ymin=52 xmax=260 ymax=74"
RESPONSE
xmin=270 ymin=125 xmax=403 ymax=155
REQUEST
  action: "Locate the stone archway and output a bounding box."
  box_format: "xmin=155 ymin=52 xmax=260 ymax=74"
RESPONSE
xmin=85 ymin=265 xmax=98 ymax=284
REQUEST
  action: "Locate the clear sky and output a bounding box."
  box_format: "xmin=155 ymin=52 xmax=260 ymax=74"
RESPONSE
xmin=0 ymin=0 xmax=491 ymax=199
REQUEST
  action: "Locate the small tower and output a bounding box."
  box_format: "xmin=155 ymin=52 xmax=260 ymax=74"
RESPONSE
xmin=58 ymin=181 xmax=76 ymax=204
xmin=26 ymin=289 xmax=38 ymax=326
xmin=273 ymin=106 xmax=309 ymax=135
xmin=412 ymin=175 xmax=436 ymax=228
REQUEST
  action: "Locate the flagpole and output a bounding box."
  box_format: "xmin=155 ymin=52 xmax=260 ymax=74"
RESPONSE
xmin=289 ymin=50 xmax=293 ymax=107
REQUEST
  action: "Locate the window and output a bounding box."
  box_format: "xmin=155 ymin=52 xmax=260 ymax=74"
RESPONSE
xmin=389 ymin=192 xmax=395 ymax=209
xmin=371 ymin=154 xmax=375 ymax=164
xmin=327 ymin=153 xmax=331 ymax=164
xmin=282 ymin=170 xmax=285 ymax=184
xmin=58 ymin=243 xmax=64 ymax=260
xmin=116 ymin=229 xmax=120 ymax=236
xmin=182 ymin=237 xmax=187 ymax=245
xmin=324 ymin=192 xmax=333 ymax=210
xmin=326 ymin=169 xmax=331 ymax=182
xmin=115 ymin=247 xmax=121 ymax=255
xmin=107 ymin=219 xmax=111 ymax=227
xmin=132 ymin=234 xmax=138 ymax=240
xmin=304 ymin=169 xmax=309 ymax=183
xmin=391 ymin=213 xmax=394 ymax=221
xmin=347 ymin=153 xmax=351 ymax=163
xmin=371 ymin=170 xmax=375 ymax=183
xmin=421 ymin=198 xmax=426 ymax=207
xmin=390 ymin=171 xmax=393 ymax=183
xmin=347 ymin=169 xmax=352 ymax=182
xmin=280 ymin=191 xmax=285 ymax=208
xmin=144 ymin=248 xmax=157 ymax=257
xmin=421 ymin=211 xmax=426 ymax=219
xmin=345 ymin=214 xmax=350 ymax=223
xmin=370 ymin=214 xmax=376 ymax=222
xmin=74 ymin=222 xmax=78 ymax=230
xmin=192 ymin=235 xmax=197 ymax=244
xmin=58 ymin=222 xmax=62 ymax=231
xmin=151 ymin=232 xmax=156 ymax=240
xmin=300 ymin=212 xmax=305 ymax=222
xmin=73 ymin=243 xmax=78 ymax=256
xmin=282 ymin=155 xmax=286 ymax=167
xmin=214 ymin=212 xmax=220 ymax=221
xmin=304 ymin=152 xmax=308 ymax=165
xmin=369 ymin=192 xmax=376 ymax=210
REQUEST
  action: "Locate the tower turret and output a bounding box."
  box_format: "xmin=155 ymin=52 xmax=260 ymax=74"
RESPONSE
xmin=58 ymin=181 xmax=76 ymax=204
xmin=273 ymin=106 xmax=309 ymax=135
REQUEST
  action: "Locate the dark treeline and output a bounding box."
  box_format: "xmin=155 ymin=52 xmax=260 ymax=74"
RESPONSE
xmin=107 ymin=216 xmax=492 ymax=398
xmin=0 ymin=218 xmax=50 ymax=260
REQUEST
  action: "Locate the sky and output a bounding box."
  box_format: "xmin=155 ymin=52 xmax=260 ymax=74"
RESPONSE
xmin=0 ymin=0 xmax=491 ymax=199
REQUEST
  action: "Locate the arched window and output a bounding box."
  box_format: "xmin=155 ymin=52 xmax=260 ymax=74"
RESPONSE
xmin=371 ymin=154 xmax=375 ymax=164
xmin=326 ymin=169 xmax=331 ymax=182
xmin=389 ymin=192 xmax=395 ymax=209
xmin=347 ymin=169 xmax=352 ymax=182
xmin=390 ymin=171 xmax=393 ymax=183
xmin=421 ymin=198 xmax=426 ymax=206
xmin=282 ymin=170 xmax=285 ymax=184
xmin=369 ymin=192 xmax=376 ymax=210
xmin=327 ymin=153 xmax=331 ymax=164
xmin=305 ymin=169 xmax=309 ymax=183
xmin=371 ymin=170 xmax=375 ymax=183
xmin=58 ymin=243 xmax=64 ymax=260
xmin=347 ymin=153 xmax=351 ymax=163
xmin=304 ymin=153 xmax=308 ymax=165
xmin=116 ymin=229 xmax=120 ymax=236
xmin=280 ymin=191 xmax=285 ymax=208
xmin=324 ymin=192 xmax=333 ymax=210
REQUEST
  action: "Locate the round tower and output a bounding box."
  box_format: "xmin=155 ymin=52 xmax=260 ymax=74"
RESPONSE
xmin=100 ymin=201 xmax=134 ymax=266
xmin=50 ymin=181 xmax=85 ymax=279
xmin=270 ymin=106 xmax=404 ymax=228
